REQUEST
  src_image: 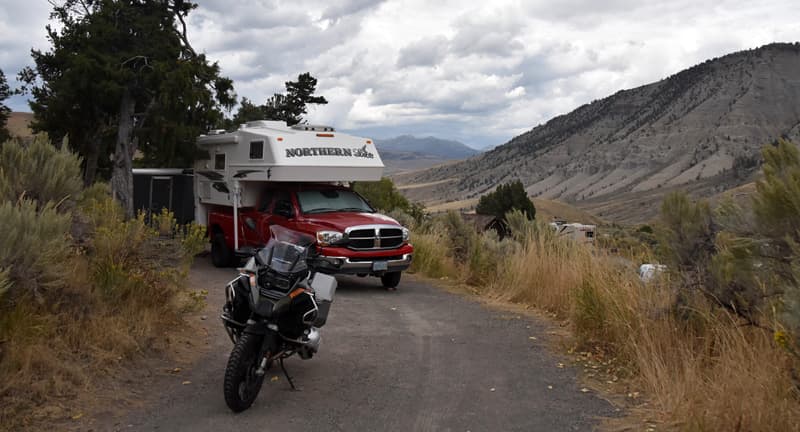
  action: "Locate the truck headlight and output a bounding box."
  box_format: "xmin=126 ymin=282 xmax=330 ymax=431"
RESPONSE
xmin=317 ymin=230 xmax=344 ymax=246
xmin=402 ymin=227 xmax=410 ymax=242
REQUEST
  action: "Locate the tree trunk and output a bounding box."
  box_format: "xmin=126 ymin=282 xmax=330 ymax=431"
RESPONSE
xmin=82 ymin=133 xmax=101 ymax=186
xmin=111 ymin=88 xmax=136 ymax=219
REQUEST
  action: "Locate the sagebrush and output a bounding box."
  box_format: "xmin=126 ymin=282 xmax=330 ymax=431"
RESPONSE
xmin=0 ymin=139 xmax=205 ymax=430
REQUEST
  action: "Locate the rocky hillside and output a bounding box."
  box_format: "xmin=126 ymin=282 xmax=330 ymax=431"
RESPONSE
xmin=7 ymin=112 xmax=34 ymax=138
xmin=396 ymin=43 xmax=800 ymax=223
xmin=376 ymin=135 xmax=480 ymax=174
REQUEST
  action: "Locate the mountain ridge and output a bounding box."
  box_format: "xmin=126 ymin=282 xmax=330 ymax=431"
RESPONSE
xmin=375 ymin=135 xmax=480 ymax=174
xmin=395 ymin=42 xmax=800 ymax=223
xmin=375 ymin=135 xmax=480 ymax=159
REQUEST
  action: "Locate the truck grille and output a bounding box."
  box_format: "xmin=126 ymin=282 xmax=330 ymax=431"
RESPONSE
xmin=346 ymin=226 xmax=404 ymax=250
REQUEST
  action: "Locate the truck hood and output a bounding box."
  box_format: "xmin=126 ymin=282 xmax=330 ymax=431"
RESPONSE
xmin=299 ymin=211 xmax=402 ymax=232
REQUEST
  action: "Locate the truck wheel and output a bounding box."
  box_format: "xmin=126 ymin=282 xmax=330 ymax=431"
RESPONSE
xmin=211 ymin=233 xmax=232 ymax=267
xmin=381 ymin=271 xmax=402 ymax=289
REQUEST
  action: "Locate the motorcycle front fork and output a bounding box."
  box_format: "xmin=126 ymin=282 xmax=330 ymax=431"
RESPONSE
xmin=254 ymin=330 xmax=278 ymax=377
xmin=254 ymin=330 xmax=297 ymax=390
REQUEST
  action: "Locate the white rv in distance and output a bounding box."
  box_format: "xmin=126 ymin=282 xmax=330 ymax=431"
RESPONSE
xmin=549 ymin=221 xmax=596 ymax=245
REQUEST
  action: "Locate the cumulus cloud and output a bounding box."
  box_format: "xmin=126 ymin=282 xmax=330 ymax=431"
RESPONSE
xmin=2 ymin=0 xmax=800 ymax=149
xmin=397 ymin=36 xmax=449 ymax=68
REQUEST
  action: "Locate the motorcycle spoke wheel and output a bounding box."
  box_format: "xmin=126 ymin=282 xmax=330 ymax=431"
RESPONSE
xmin=223 ymin=333 xmax=266 ymax=412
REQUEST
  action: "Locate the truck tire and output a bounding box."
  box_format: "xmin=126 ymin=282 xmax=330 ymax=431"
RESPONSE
xmin=381 ymin=271 xmax=402 ymax=289
xmin=211 ymin=233 xmax=233 ymax=267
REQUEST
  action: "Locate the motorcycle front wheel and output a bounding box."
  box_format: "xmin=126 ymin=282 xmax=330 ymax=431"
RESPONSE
xmin=223 ymin=332 xmax=266 ymax=412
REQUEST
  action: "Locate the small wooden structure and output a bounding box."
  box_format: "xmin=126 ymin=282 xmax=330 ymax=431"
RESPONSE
xmin=461 ymin=213 xmax=509 ymax=238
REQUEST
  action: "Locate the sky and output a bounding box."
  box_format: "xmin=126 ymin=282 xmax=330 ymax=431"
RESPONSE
xmin=2 ymin=1 xmax=799 ymax=149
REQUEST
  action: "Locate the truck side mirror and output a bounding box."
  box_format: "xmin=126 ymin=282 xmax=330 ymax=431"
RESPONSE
xmin=274 ymin=201 xmax=294 ymax=219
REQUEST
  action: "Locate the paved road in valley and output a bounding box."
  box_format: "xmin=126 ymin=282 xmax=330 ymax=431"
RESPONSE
xmin=101 ymin=257 xmax=616 ymax=431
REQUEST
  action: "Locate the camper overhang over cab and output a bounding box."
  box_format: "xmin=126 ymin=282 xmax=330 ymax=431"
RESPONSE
xmin=196 ymin=120 xmax=382 ymax=182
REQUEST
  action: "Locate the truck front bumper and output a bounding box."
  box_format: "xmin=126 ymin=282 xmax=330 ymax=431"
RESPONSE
xmin=317 ymin=244 xmax=414 ymax=274
xmin=319 ymin=253 xmax=413 ymax=274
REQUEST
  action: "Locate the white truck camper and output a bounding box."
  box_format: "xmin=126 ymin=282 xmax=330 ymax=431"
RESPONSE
xmin=193 ymin=120 xmax=385 ymax=251
xmin=549 ymin=221 xmax=596 ymax=245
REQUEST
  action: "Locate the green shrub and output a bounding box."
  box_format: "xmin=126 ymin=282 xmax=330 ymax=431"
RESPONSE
xmin=656 ymin=192 xmax=715 ymax=277
xmin=476 ymin=180 xmax=535 ymax=221
xmin=0 ymin=137 xmax=210 ymax=429
xmin=441 ymin=211 xmax=475 ymax=262
xmin=353 ymin=177 xmax=426 ymax=224
xmin=711 ymin=140 xmax=800 ymax=335
xmin=408 ymin=231 xmax=456 ymax=279
xmin=0 ymin=200 xmax=72 ymax=302
xmin=353 ymin=177 xmax=411 ymax=212
xmin=505 ymin=209 xmax=538 ymax=245
xmin=0 ymin=136 xmax=82 ymax=210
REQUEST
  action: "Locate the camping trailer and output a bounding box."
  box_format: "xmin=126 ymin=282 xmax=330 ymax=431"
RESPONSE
xmin=549 ymin=221 xmax=596 ymax=245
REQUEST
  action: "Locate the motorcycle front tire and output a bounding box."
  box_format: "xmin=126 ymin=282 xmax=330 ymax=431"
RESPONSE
xmin=223 ymin=332 xmax=266 ymax=412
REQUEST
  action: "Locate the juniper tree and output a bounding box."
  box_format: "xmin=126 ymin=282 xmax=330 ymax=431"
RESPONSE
xmin=476 ymin=180 xmax=536 ymax=221
xmin=230 ymin=73 xmax=328 ymax=128
xmin=21 ymin=0 xmax=235 ymax=215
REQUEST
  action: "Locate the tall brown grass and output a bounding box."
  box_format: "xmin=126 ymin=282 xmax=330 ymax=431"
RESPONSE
xmin=412 ymin=211 xmax=800 ymax=431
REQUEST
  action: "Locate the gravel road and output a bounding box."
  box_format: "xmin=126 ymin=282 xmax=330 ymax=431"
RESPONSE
xmin=101 ymin=256 xmax=616 ymax=431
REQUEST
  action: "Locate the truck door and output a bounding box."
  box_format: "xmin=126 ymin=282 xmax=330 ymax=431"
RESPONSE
xmin=269 ymin=191 xmax=297 ymax=229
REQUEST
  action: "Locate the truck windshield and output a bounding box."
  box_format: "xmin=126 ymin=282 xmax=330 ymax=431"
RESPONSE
xmin=297 ymin=189 xmax=374 ymax=214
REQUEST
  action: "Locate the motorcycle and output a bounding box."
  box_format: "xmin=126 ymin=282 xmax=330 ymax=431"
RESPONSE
xmin=220 ymin=225 xmax=339 ymax=412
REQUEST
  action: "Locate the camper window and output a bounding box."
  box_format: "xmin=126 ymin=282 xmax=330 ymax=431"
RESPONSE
xmin=214 ymin=153 xmax=225 ymax=170
xmin=249 ymin=141 xmax=264 ymax=159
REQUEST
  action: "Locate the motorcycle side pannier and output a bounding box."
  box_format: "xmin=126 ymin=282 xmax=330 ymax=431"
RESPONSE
xmin=311 ymin=273 xmax=336 ymax=327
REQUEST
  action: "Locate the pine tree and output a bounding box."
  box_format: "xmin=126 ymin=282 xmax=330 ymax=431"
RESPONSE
xmin=21 ymin=0 xmax=235 ymax=215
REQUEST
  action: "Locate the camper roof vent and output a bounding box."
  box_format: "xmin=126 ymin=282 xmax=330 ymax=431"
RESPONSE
xmin=290 ymin=124 xmax=335 ymax=132
xmin=206 ymin=129 xmax=227 ymax=135
xmin=242 ymin=120 xmax=287 ymax=129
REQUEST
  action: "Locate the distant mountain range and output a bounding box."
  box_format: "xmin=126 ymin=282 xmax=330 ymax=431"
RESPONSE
xmin=375 ymin=135 xmax=480 ymax=173
xmin=395 ymin=43 xmax=800 ymax=223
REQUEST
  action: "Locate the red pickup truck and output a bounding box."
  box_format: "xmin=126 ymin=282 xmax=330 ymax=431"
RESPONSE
xmin=207 ymin=182 xmax=413 ymax=288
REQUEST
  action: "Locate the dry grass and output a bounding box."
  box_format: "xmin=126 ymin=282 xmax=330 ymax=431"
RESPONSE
xmin=412 ymin=214 xmax=800 ymax=431
xmin=0 ymin=193 xmax=205 ymax=431
xmin=408 ymin=231 xmax=459 ymax=279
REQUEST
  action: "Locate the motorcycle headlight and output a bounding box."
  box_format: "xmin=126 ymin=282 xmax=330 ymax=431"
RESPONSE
xmin=317 ymin=230 xmax=344 ymax=246
xmin=402 ymin=227 xmax=410 ymax=242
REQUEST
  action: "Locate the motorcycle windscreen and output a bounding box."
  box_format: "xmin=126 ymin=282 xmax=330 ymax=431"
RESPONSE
xmin=257 ymin=225 xmax=315 ymax=274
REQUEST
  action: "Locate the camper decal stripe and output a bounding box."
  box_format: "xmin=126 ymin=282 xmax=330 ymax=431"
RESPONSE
xmin=285 ymin=145 xmax=373 ymax=159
